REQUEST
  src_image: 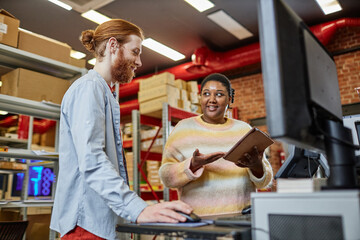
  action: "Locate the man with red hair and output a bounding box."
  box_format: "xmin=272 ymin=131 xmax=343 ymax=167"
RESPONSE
xmin=50 ymin=19 xmax=192 ymax=240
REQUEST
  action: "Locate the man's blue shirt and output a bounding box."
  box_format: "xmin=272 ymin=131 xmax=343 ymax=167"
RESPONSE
xmin=50 ymin=70 xmax=147 ymax=239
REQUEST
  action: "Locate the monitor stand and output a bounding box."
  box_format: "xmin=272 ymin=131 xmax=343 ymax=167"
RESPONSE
xmin=323 ymin=119 xmax=358 ymax=189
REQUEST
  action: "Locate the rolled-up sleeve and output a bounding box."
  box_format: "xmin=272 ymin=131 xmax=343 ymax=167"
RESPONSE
xmin=247 ymin=155 xmax=273 ymax=189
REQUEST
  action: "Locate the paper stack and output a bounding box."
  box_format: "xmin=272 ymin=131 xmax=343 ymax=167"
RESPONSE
xmin=277 ymin=178 xmax=327 ymax=193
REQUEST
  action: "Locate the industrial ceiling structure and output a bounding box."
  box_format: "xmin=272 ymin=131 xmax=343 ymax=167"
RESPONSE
xmin=1 ymin=0 xmax=360 ymax=79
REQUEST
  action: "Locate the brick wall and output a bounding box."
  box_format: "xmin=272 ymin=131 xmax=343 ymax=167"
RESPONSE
xmin=229 ymin=26 xmax=360 ymax=180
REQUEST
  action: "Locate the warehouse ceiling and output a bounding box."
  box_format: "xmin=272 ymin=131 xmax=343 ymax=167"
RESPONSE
xmin=1 ymin=0 xmax=360 ymax=78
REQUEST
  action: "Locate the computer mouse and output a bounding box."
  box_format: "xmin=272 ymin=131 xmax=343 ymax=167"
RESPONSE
xmin=241 ymin=205 xmax=251 ymax=215
xmin=176 ymin=211 xmax=201 ymax=223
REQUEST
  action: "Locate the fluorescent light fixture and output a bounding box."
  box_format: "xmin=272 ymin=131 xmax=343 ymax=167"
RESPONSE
xmin=142 ymin=38 xmax=185 ymax=61
xmin=315 ymin=0 xmax=342 ymax=15
xmin=207 ymin=10 xmax=253 ymax=40
xmin=70 ymin=50 xmax=86 ymax=59
xmin=81 ymin=10 xmax=111 ymax=24
xmin=88 ymin=58 xmax=96 ymax=65
xmin=18 ymin=28 xmax=33 ymax=33
xmin=48 ymin=0 xmax=72 ymax=11
xmin=184 ymin=0 xmax=214 ymax=12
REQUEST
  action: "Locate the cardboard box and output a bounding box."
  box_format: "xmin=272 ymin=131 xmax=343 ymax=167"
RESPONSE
xmin=0 ymin=209 xmax=21 ymax=221
xmin=138 ymin=84 xmax=180 ymax=103
xmin=69 ymin=57 xmax=86 ymax=68
xmin=175 ymin=79 xmax=187 ymax=89
xmin=0 ymin=9 xmax=20 ymax=48
xmin=189 ymin=91 xmax=200 ymax=104
xmin=182 ymin=99 xmax=191 ymax=112
xmin=40 ymin=125 xmax=56 ymax=147
xmin=26 ymin=214 xmax=51 ymax=240
xmin=140 ymin=96 xmax=178 ymax=118
xmin=18 ymin=29 xmax=71 ymax=64
xmin=180 ymin=89 xmax=189 ymax=101
xmin=1 ymin=68 xmax=71 ymax=104
xmin=0 ymin=161 xmax=26 ymax=170
xmin=191 ymin=103 xmax=202 ymax=114
xmin=187 ymin=81 xmax=199 ymax=93
xmin=139 ymin=72 xmax=175 ymax=91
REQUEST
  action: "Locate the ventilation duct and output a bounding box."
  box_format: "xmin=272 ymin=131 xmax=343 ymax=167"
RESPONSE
xmin=119 ymin=18 xmax=360 ymax=101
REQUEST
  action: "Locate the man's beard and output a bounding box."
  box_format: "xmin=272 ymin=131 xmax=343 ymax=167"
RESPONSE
xmin=111 ymin=49 xmax=135 ymax=84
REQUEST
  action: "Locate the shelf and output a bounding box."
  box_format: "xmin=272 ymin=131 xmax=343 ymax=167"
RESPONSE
xmin=0 ymin=94 xmax=61 ymax=120
xmin=0 ymin=200 xmax=53 ymax=208
xmin=167 ymin=105 xmax=198 ymax=124
xmin=0 ymin=149 xmax=58 ymax=161
xmin=0 ymin=136 xmax=28 ymax=148
xmin=0 ymin=169 xmax=25 ymax=174
xmin=0 ymin=43 xmax=87 ymax=80
xmin=28 ymin=161 xmax=55 ymax=167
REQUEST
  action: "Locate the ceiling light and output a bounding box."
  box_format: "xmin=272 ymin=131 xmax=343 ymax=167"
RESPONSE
xmin=70 ymin=50 xmax=86 ymax=59
xmin=60 ymin=0 xmax=114 ymax=14
xmin=81 ymin=10 xmax=111 ymax=24
xmin=88 ymin=58 xmax=96 ymax=65
xmin=207 ymin=10 xmax=253 ymax=40
xmin=142 ymin=38 xmax=185 ymax=61
xmin=48 ymin=0 xmax=72 ymax=11
xmin=315 ymin=0 xmax=342 ymax=15
xmin=184 ymin=0 xmax=214 ymax=12
xmin=0 ymin=111 xmax=8 ymax=115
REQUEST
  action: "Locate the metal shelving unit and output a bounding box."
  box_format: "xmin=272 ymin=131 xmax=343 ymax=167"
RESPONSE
xmin=0 ymin=95 xmax=61 ymax=240
xmin=131 ymin=103 xmax=198 ymax=203
xmin=0 ymin=43 xmax=87 ymax=80
xmin=0 ymin=149 xmax=58 ymax=162
xmin=0 ymin=200 xmax=54 ymax=208
xmin=0 ymin=43 xmax=87 ymax=240
xmin=0 ymin=136 xmax=27 ymax=148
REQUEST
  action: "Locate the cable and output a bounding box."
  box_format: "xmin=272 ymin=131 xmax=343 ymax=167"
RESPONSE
xmin=308 ymin=156 xmax=312 ymax=177
xmin=251 ymin=227 xmax=283 ymax=240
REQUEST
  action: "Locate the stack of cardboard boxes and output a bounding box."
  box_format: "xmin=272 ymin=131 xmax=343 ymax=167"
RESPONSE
xmin=175 ymin=79 xmax=202 ymax=114
xmin=146 ymin=160 xmax=162 ymax=187
xmin=138 ymin=72 xmax=202 ymax=118
xmin=124 ymin=152 xmax=134 ymax=189
xmin=0 ymin=9 xmax=85 ymax=106
xmin=0 ymin=9 xmax=88 ymax=150
xmin=138 ymin=72 xmax=180 ymax=118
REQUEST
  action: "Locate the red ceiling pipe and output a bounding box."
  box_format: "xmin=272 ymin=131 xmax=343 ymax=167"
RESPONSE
xmin=310 ymin=18 xmax=360 ymax=45
xmin=119 ymin=17 xmax=360 ymax=114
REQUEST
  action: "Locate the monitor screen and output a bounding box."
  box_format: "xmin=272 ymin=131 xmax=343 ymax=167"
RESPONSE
xmin=257 ymin=0 xmax=358 ymax=188
xmin=11 ymin=166 xmax=54 ymax=198
xmin=257 ymin=0 xmax=342 ymax=153
xmin=343 ymin=114 xmax=360 ymax=157
xmin=275 ymin=144 xmax=330 ymax=179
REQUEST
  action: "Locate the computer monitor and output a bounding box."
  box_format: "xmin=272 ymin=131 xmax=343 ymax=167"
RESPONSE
xmin=257 ymin=0 xmax=358 ymax=188
xmin=343 ymin=114 xmax=360 ymax=159
xmin=275 ymin=144 xmax=330 ymax=179
xmin=11 ymin=166 xmax=54 ymax=198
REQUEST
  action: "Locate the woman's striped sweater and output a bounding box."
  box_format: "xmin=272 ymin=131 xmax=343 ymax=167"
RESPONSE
xmin=159 ymin=115 xmax=273 ymax=216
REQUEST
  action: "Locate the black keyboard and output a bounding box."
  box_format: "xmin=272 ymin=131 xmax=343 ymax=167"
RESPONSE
xmin=213 ymin=214 xmax=251 ymax=227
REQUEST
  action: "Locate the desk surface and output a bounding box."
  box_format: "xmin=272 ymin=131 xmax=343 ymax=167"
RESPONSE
xmin=116 ymin=213 xmax=252 ymax=240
